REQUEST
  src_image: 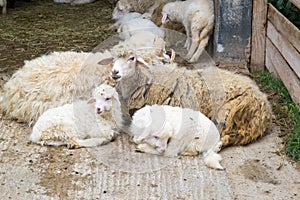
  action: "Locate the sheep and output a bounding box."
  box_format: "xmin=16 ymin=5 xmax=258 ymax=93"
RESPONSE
xmin=131 ymin=104 xmax=224 ymax=169
xmin=100 ymin=54 xmax=272 ymax=148
xmin=53 ymin=0 xmax=96 ymax=4
xmin=0 ymin=0 xmax=7 ymax=15
xmin=161 ymin=0 xmax=214 ymax=63
xmin=0 ymin=51 xmax=114 ymax=124
xmin=109 ymin=31 xmax=175 ymax=65
xmin=112 ymin=0 xmax=156 ymax=20
xmin=109 ymin=12 xmax=144 ymax=30
xmin=117 ymin=17 xmax=165 ymax=40
xmin=29 ymin=84 xmax=123 ymax=148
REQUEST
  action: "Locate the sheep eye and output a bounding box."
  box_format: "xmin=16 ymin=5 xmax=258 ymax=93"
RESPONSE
xmin=105 ymin=97 xmax=111 ymax=101
xmin=167 ymin=138 xmax=171 ymax=144
xmin=128 ymin=56 xmax=135 ymax=61
xmin=154 ymin=136 xmax=159 ymax=139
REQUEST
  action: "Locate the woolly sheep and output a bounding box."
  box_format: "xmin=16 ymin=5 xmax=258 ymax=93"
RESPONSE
xmin=0 ymin=51 xmax=113 ymax=124
xmin=109 ymin=12 xmax=144 ymax=30
xmin=131 ymin=104 xmax=223 ymax=169
xmin=0 ymin=0 xmax=7 ymax=15
xmin=101 ymin=54 xmax=272 ymax=147
xmin=117 ymin=17 xmax=165 ymax=40
xmin=30 ymin=84 xmax=122 ymax=148
xmin=112 ymin=0 xmax=156 ymax=20
xmin=162 ymin=0 xmax=214 ymax=62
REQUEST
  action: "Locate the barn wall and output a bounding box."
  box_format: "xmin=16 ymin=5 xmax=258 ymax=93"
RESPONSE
xmin=213 ymin=0 xmax=252 ymax=62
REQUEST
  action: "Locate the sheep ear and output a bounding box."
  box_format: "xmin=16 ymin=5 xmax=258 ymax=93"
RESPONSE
xmin=162 ymin=13 xmax=168 ymax=24
xmin=98 ymin=57 xmax=114 ymax=65
xmin=87 ymin=98 xmax=96 ymax=104
xmin=136 ymin=56 xmax=150 ymax=68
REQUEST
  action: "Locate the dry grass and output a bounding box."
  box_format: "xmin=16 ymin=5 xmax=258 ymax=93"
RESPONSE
xmin=0 ymin=0 xmax=115 ymax=75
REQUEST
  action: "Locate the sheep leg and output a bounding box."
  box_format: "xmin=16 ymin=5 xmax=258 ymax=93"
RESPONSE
xmin=203 ymin=151 xmax=224 ymax=170
xmin=135 ymin=143 xmax=160 ymax=155
xmin=183 ymin=21 xmax=191 ymax=49
xmin=189 ymin=36 xmax=209 ymax=63
xmin=71 ymin=137 xmax=112 ymax=148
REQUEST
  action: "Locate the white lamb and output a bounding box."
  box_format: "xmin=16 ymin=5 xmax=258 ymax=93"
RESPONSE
xmin=162 ymin=0 xmax=214 ymax=62
xmin=109 ymin=12 xmax=144 ymax=30
xmin=117 ymin=17 xmax=165 ymax=40
xmin=30 ymin=84 xmax=123 ymax=148
xmin=130 ymin=104 xmax=223 ymax=170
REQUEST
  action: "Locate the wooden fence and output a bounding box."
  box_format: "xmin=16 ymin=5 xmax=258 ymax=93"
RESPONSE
xmin=251 ymin=0 xmax=300 ymax=106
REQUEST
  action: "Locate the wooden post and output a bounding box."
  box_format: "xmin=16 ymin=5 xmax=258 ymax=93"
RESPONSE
xmin=289 ymin=0 xmax=300 ymax=9
xmin=250 ymin=0 xmax=268 ymax=70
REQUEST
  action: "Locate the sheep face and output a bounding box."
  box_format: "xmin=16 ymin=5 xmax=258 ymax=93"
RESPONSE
xmin=136 ymin=122 xmax=173 ymax=154
xmin=161 ymin=2 xmax=177 ymax=24
xmin=88 ymin=84 xmax=118 ymax=115
xmin=111 ymin=55 xmax=149 ymax=82
xmin=112 ymin=0 xmax=134 ymax=20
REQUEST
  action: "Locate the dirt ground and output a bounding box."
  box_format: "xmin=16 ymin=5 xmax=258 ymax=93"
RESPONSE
xmin=0 ymin=0 xmax=299 ymax=199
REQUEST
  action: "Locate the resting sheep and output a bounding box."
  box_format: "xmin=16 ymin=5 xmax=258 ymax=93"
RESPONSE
xmin=101 ymin=54 xmax=272 ymax=148
xmin=0 ymin=51 xmax=113 ymax=124
xmin=117 ymin=17 xmax=165 ymax=40
xmin=131 ymin=104 xmax=223 ymax=169
xmin=162 ymin=0 xmax=214 ymax=62
xmin=109 ymin=12 xmax=144 ymax=30
xmin=30 ymin=84 xmax=122 ymax=148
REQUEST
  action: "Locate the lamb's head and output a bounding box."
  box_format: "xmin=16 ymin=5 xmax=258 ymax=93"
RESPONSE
xmin=112 ymin=0 xmax=134 ymax=20
xmin=135 ymin=122 xmax=173 ymax=154
xmin=161 ymin=2 xmax=177 ymax=24
xmin=99 ymin=55 xmax=149 ymax=82
xmin=87 ymin=84 xmax=118 ymax=115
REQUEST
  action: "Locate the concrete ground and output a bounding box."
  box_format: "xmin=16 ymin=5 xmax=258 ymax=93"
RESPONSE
xmin=0 ymin=115 xmax=299 ymax=200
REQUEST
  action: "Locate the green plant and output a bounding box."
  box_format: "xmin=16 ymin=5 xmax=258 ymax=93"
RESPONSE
xmin=268 ymin=0 xmax=300 ymax=28
xmin=253 ymin=70 xmax=300 ymax=161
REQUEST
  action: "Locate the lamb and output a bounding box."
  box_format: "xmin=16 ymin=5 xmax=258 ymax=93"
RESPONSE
xmin=112 ymin=0 xmax=156 ymax=20
xmin=109 ymin=12 xmax=144 ymax=30
xmin=0 ymin=0 xmax=7 ymax=15
xmin=117 ymin=17 xmax=165 ymax=40
xmin=100 ymin=54 xmax=272 ymax=147
xmin=131 ymin=104 xmax=223 ymax=169
xmin=0 ymin=51 xmax=114 ymax=124
xmin=161 ymin=0 xmax=214 ymax=62
xmin=29 ymin=84 xmax=123 ymax=148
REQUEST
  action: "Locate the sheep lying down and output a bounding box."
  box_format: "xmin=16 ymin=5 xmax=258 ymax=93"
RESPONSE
xmin=131 ymin=104 xmax=224 ymax=170
xmin=30 ymin=84 xmax=122 ymax=148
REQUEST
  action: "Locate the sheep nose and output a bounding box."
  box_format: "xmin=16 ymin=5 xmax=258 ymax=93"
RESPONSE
xmin=97 ymin=108 xmax=102 ymax=114
xmin=112 ymin=70 xmax=119 ymax=75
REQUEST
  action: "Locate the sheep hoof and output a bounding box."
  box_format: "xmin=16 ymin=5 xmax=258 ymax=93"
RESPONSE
xmin=181 ymin=150 xmax=199 ymax=156
xmin=135 ymin=148 xmax=144 ymax=153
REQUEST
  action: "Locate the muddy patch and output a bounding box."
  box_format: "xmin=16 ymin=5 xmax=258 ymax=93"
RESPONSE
xmin=240 ymin=159 xmax=279 ymax=184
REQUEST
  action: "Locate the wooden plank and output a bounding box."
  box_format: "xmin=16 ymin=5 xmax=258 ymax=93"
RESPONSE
xmin=268 ymin=4 xmax=300 ymax=52
xmin=250 ymin=0 xmax=268 ymax=70
xmin=266 ymin=38 xmax=300 ymax=106
xmin=267 ymin=21 xmax=300 ymax=78
xmin=290 ymin=0 xmax=300 ymax=9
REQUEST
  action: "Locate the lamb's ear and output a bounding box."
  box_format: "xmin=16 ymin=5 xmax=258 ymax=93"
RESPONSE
xmin=136 ymin=56 xmax=150 ymax=68
xmin=162 ymin=13 xmax=168 ymax=24
xmin=98 ymin=57 xmax=114 ymax=65
xmin=87 ymin=98 xmax=96 ymax=104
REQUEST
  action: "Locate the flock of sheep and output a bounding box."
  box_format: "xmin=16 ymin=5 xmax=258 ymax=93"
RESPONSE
xmin=0 ymin=0 xmax=273 ymax=170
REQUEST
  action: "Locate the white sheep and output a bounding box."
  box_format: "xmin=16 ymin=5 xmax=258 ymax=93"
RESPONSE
xmin=0 ymin=51 xmax=113 ymax=124
xmin=131 ymin=104 xmax=223 ymax=169
xmin=30 ymin=84 xmax=123 ymax=148
xmin=117 ymin=17 xmax=165 ymax=40
xmin=109 ymin=12 xmax=144 ymax=30
xmin=99 ymin=53 xmax=272 ymax=148
xmin=0 ymin=0 xmax=7 ymax=15
xmin=162 ymin=0 xmax=214 ymax=62
xmin=110 ymin=31 xmax=174 ymax=65
xmin=112 ymin=0 xmax=155 ymax=20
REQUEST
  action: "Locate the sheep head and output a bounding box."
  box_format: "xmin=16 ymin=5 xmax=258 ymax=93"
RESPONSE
xmin=134 ymin=121 xmax=173 ymax=154
xmin=107 ymin=55 xmax=149 ymax=82
xmin=87 ymin=84 xmax=118 ymax=115
xmin=112 ymin=0 xmax=134 ymax=20
xmin=161 ymin=2 xmax=177 ymax=24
